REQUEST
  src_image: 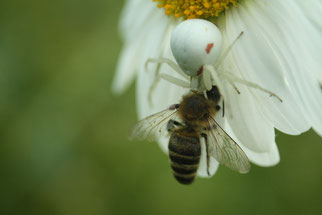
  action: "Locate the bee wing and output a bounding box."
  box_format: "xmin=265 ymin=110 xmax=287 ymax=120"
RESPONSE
xmin=130 ymin=107 xmax=178 ymax=142
xmin=206 ymin=117 xmax=251 ymax=174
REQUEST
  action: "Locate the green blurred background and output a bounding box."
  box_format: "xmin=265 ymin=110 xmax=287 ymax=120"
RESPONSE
xmin=0 ymin=1 xmax=321 ymax=215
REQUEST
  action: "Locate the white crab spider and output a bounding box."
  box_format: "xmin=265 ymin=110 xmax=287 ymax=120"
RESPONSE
xmin=146 ymin=19 xmax=282 ymax=103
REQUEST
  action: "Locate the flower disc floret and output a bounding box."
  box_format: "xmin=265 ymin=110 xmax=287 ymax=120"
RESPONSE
xmin=153 ymin=0 xmax=238 ymax=19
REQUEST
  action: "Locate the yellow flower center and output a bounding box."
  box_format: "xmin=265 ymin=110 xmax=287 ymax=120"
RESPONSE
xmin=153 ymin=0 xmax=238 ymax=20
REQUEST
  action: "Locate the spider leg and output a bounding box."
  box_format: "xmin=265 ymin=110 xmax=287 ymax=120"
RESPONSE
xmin=221 ymin=72 xmax=283 ymax=102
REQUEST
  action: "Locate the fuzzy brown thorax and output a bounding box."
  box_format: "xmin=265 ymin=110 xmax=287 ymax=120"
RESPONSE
xmin=178 ymin=93 xmax=216 ymax=126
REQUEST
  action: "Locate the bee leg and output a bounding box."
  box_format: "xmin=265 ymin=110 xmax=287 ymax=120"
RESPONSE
xmin=167 ymin=120 xmax=183 ymax=132
xmin=201 ymin=133 xmax=210 ymax=176
xmin=222 ymin=100 xmax=225 ymax=117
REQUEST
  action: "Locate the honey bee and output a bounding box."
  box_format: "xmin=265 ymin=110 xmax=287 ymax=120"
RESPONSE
xmin=131 ymin=86 xmax=250 ymax=184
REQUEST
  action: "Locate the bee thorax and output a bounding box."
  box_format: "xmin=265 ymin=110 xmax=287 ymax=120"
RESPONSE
xmin=179 ymin=94 xmax=210 ymax=122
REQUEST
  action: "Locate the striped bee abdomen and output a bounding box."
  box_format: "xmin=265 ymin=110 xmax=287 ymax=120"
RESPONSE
xmin=168 ymin=131 xmax=201 ymax=185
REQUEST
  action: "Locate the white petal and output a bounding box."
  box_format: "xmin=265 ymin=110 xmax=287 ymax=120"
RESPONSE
xmin=112 ymin=40 xmax=144 ymax=94
xmin=224 ymin=120 xmax=280 ymax=167
xmin=198 ymin=138 xmax=219 ymax=177
xmin=219 ymin=70 xmax=279 ymax=160
xmin=296 ymin=0 xmax=322 ymax=33
xmin=119 ymin=0 xmax=155 ymax=41
xmin=257 ymin=0 xmax=322 ymax=136
xmin=112 ymin=1 xmax=170 ymax=94
xmin=220 ymin=0 xmax=322 ymax=136
xmin=135 ymin=17 xmax=184 ymax=118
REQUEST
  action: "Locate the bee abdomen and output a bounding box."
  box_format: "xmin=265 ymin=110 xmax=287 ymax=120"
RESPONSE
xmin=173 ymin=172 xmax=197 ymax=185
xmin=168 ymin=134 xmax=201 ymax=185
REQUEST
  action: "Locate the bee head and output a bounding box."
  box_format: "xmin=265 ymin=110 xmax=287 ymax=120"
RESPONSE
xmin=206 ymin=86 xmax=221 ymax=104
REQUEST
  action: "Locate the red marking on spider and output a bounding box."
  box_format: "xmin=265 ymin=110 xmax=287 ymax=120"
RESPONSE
xmin=197 ymin=66 xmax=203 ymax=76
xmin=206 ymin=43 xmax=214 ymax=54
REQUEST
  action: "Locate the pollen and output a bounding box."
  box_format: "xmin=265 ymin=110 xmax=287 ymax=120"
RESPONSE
xmin=153 ymin=0 xmax=238 ymax=20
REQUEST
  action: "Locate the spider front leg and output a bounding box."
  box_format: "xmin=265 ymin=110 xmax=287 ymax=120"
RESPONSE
xmin=204 ymin=65 xmax=233 ymax=112
xmin=201 ymin=67 xmax=213 ymax=91
xmin=145 ymin=58 xmax=190 ymax=105
xmin=145 ymin=58 xmax=190 ymax=80
xmin=148 ymin=73 xmax=190 ymax=105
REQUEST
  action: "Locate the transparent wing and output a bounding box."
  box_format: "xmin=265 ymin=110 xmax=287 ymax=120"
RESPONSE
xmin=206 ymin=117 xmax=251 ymax=174
xmin=130 ymin=107 xmax=178 ymax=142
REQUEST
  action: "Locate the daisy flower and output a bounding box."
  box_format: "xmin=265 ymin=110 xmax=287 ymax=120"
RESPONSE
xmin=113 ymin=0 xmax=322 ymax=177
